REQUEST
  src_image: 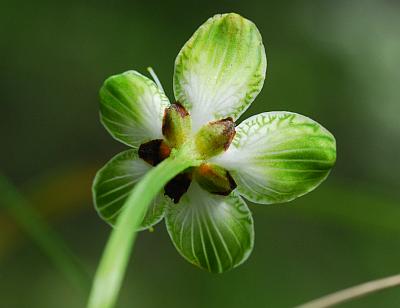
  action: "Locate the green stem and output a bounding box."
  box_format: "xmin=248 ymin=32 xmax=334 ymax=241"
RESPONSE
xmin=87 ymin=151 xmax=199 ymax=308
xmin=0 ymin=174 xmax=91 ymax=295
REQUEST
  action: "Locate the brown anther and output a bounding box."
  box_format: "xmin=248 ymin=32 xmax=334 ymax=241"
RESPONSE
xmin=195 ymin=117 xmax=236 ymax=159
xmin=216 ymin=117 xmax=236 ymax=150
xmin=159 ymin=141 xmax=171 ymax=160
xmin=162 ymin=102 xmax=191 ymax=148
xmin=138 ymin=139 xmax=171 ymax=166
xmin=195 ymin=163 xmax=237 ymax=196
xmin=171 ymin=102 xmax=189 ymax=117
xmin=164 ymin=172 xmax=192 ymax=203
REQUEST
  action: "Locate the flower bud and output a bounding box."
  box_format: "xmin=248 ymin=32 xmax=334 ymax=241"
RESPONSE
xmin=162 ymin=102 xmax=191 ymax=149
xmin=194 ymin=163 xmax=236 ymax=196
xmin=195 ymin=117 xmax=235 ymax=159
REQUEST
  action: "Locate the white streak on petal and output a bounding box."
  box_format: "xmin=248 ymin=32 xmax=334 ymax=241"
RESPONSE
xmin=174 ymin=13 xmax=267 ymax=131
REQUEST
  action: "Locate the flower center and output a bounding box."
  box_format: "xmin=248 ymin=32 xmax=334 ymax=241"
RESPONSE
xmin=138 ymin=102 xmax=237 ymax=203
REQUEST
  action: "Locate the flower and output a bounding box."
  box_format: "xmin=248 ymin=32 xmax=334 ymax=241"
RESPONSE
xmin=93 ymin=13 xmax=336 ymax=273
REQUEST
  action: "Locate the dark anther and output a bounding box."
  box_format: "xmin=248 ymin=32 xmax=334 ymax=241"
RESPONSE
xmin=162 ymin=102 xmax=191 ymax=148
xmin=217 ymin=117 xmax=236 ymax=150
xmin=195 ymin=117 xmax=236 ymax=159
xmin=195 ymin=163 xmax=237 ymax=196
xmin=173 ymin=101 xmax=189 ymax=117
xmin=162 ymin=102 xmax=189 ymax=134
xmin=164 ymin=172 xmax=192 ymax=203
xmin=224 ymin=171 xmax=237 ymax=195
xmin=138 ymin=139 xmax=171 ymax=166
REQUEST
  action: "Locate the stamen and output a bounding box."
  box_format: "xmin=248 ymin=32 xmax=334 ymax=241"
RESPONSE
xmin=194 ymin=163 xmax=237 ymax=196
xmin=162 ymin=102 xmax=191 ymax=148
xmin=194 ymin=117 xmax=236 ymax=159
xmin=138 ymin=139 xmax=171 ymax=166
xmin=164 ymin=172 xmax=192 ymax=203
xmin=147 ymin=67 xmax=165 ymax=93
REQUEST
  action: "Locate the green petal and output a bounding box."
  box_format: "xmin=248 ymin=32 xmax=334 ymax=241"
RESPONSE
xmin=174 ymin=13 xmax=267 ymax=130
xmin=212 ymin=112 xmax=336 ymax=204
xmin=93 ymin=150 xmax=167 ymax=230
xmin=165 ymin=182 xmax=254 ymax=273
xmin=100 ymin=70 xmax=170 ymax=148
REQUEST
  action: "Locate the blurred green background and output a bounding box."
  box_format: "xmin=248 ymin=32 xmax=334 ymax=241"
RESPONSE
xmin=1 ymin=0 xmax=400 ymax=307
